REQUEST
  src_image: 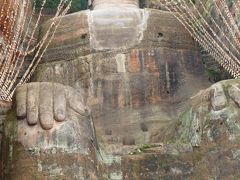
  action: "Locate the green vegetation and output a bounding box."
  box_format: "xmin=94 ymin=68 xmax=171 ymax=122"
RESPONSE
xmin=139 ymin=144 xmax=152 ymax=150
xmin=36 ymin=0 xmax=88 ymax=13
xmin=139 ymin=0 xmax=145 ymax=8
xmin=205 ymin=68 xmax=221 ymax=82
xmin=129 ymin=144 xmax=160 ymax=155
xmin=191 ymin=0 xmax=196 ymax=4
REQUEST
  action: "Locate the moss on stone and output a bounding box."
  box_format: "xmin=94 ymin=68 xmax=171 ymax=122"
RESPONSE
xmin=4 ymin=111 xmax=17 ymax=138
xmin=177 ymin=109 xmax=193 ymax=143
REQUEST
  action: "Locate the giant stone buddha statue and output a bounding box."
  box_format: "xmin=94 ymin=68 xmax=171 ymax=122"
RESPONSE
xmin=1 ymin=0 xmax=213 ymax=179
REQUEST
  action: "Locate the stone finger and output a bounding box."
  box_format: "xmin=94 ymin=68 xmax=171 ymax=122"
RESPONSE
xmin=16 ymin=85 xmax=27 ymax=119
xmin=0 ymin=101 xmax=12 ymax=115
xmin=67 ymin=87 xmax=86 ymax=116
xmin=210 ymin=84 xmax=227 ymax=111
xmin=27 ymin=83 xmax=39 ymax=125
xmin=39 ymin=83 xmax=54 ymax=130
xmin=228 ymin=84 xmax=240 ymax=107
xmin=53 ymin=83 xmax=66 ymax=122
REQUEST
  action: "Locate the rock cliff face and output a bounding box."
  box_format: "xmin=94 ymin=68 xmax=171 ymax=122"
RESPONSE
xmin=145 ymin=0 xmax=234 ymax=82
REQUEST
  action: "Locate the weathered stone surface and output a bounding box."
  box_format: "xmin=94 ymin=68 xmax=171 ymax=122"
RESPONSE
xmin=122 ymin=79 xmax=240 ymax=179
xmin=145 ymin=0 xmax=233 ymax=83
xmin=16 ymin=82 xmax=87 ymax=131
xmin=41 ymin=9 xmax=199 ymax=63
xmin=92 ymin=0 xmax=139 ymax=9
xmin=211 ymin=84 xmax=228 ymax=111
xmin=89 ymin=7 xmax=148 ymax=50
xmin=17 ymin=7 xmax=212 ymax=179
xmin=35 ymin=9 xmax=210 ymax=156
xmin=123 ymin=148 xmax=194 ymax=179
xmin=123 ymin=144 xmax=240 ymax=179
xmin=0 ymin=101 xmax=12 ymax=176
xmin=179 ymin=79 xmax=240 ymax=146
xmin=1 ymin=83 xmax=101 ymax=179
xmin=40 ymin=10 xmax=91 ymax=62
xmin=2 ymin=1 xmax=231 ymax=179
xmin=228 ymin=84 xmax=240 ymax=107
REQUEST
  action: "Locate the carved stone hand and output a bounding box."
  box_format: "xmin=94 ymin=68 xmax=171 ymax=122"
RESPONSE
xmin=185 ymin=79 xmax=240 ymax=147
xmin=1 ymin=83 xmax=98 ymax=179
xmin=16 ymin=82 xmax=87 ymax=130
